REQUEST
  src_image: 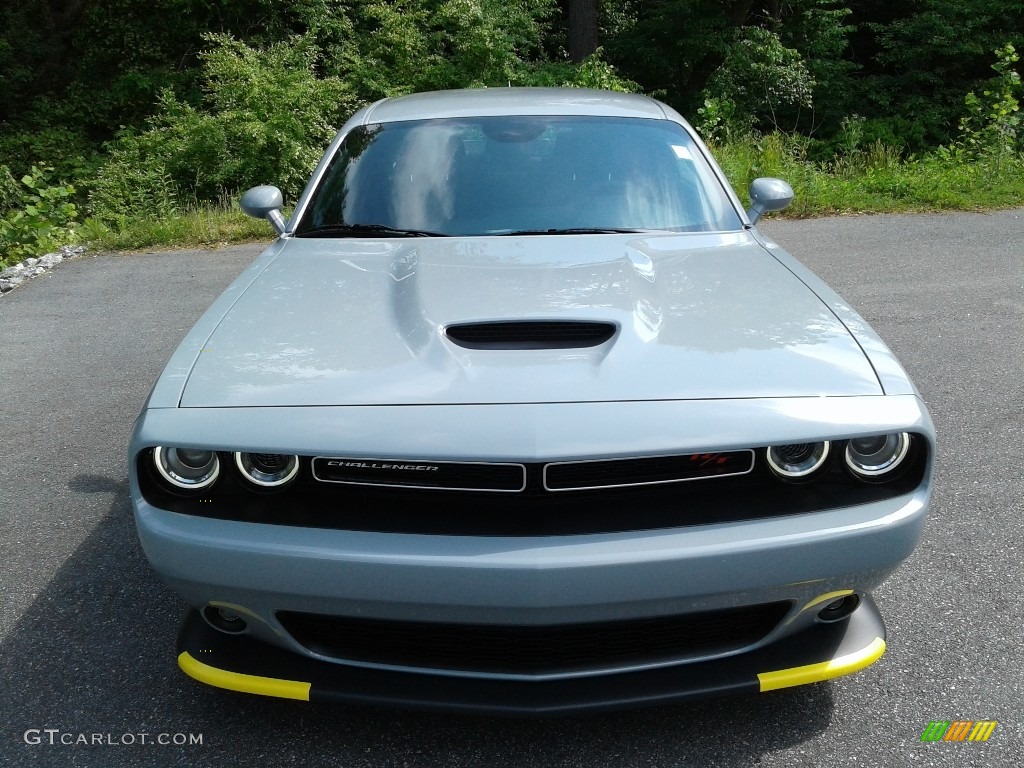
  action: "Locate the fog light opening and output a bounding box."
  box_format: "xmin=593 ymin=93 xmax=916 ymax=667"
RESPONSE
xmin=202 ymin=605 xmax=249 ymax=634
xmin=817 ymin=594 xmax=860 ymax=623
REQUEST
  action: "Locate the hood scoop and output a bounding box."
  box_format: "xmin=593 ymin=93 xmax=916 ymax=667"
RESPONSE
xmin=445 ymin=321 xmax=617 ymax=350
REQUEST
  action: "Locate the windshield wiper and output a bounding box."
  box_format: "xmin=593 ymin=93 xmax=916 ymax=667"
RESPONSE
xmin=296 ymin=224 xmax=449 ymax=238
xmin=498 ymin=227 xmax=649 ymax=236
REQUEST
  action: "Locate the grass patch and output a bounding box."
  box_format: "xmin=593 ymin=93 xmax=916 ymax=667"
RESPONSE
xmin=714 ymin=133 xmax=1024 ymax=216
xmin=81 ymin=202 xmax=271 ymax=253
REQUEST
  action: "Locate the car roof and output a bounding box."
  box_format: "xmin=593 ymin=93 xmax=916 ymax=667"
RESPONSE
xmin=358 ymin=87 xmax=673 ymax=124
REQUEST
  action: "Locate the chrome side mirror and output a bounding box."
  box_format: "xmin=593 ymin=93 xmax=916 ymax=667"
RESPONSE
xmin=747 ymin=178 xmax=794 ymax=224
xmin=240 ymin=185 xmax=287 ymax=235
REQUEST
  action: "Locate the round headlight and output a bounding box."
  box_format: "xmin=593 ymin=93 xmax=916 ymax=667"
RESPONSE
xmin=234 ymin=452 xmax=299 ymax=488
xmin=153 ymin=446 xmax=220 ymax=491
xmin=766 ymin=441 xmax=831 ymax=481
xmin=844 ymin=432 xmax=911 ymax=481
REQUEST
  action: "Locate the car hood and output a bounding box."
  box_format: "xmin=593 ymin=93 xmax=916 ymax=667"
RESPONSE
xmin=178 ymin=233 xmax=882 ymax=407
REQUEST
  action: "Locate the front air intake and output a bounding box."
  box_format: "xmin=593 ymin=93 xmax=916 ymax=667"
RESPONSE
xmin=445 ymin=321 xmax=616 ymax=349
xmin=277 ymin=602 xmax=790 ymax=674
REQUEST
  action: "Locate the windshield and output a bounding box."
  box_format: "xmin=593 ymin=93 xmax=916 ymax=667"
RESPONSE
xmin=295 ymin=116 xmax=743 ymax=237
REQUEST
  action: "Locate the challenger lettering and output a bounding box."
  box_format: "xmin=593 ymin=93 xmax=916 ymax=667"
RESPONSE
xmin=325 ymin=461 xmax=439 ymax=472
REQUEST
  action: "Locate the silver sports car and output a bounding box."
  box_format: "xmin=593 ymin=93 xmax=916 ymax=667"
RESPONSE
xmin=129 ymin=88 xmax=934 ymax=713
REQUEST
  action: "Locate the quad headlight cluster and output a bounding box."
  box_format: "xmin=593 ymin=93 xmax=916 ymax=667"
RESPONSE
xmin=766 ymin=432 xmax=914 ymax=484
xmin=151 ymin=448 xmax=299 ymax=493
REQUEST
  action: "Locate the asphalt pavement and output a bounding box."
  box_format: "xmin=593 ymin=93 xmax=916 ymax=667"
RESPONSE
xmin=1 ymin=211 xmax=1022 ymax=767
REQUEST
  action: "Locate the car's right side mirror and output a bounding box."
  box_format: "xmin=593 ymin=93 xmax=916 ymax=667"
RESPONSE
xmin=241 ymin=185 xmax=287 ymax=235
xmin=746 ymin=178 xmax=794 ymax=224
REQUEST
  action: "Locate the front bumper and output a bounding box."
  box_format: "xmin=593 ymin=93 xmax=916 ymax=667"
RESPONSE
xmin=132 ymin=398 xmax=932 ymax=709
xmin=176 ymin=596 xmax=887 ymax=714
xmin=139 ymin=489 xmax=923 ymax=710
xmin=134 ymin=485 xmax=927 ymax=630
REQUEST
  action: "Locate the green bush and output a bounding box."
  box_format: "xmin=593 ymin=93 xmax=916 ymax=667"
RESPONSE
xmin=954 ymin=43 xmax=1022 ymax=159
xmin=705 ymin=27 xmax=815 ymax=130
xmin=89 ymin=131 xmax=181 ymax=224
xmin=514 ymin=49 xmax=640 ymax=91
xmin=0 ymin=165 xmax=79 ymax=268
xmin=91 ymin=33 xmax=354 ymax=220
xmin=0 ymin=165 xmax=21 ymax=214
xmin=0 ymin=127 xmax=101 ymax=194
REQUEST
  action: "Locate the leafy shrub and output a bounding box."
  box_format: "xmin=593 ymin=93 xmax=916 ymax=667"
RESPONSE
xmin=516 ymin=49 xmax=640 ymax=92
xmin=695 ymin=96 xmax=752 ymax=144
xmin=89 ymin=135 xmax=181 ymax=224
xmin=954 ymin=43 xmax=1022 ymax=159
xmin=0 ymin=165 xmax=20 ymax=215
xmin=91 ymin=33 xmax=354 ymax=220
xmin=0 ymin=127 xmax=101 ymax=193
xmin=703 ymin=27 xmax=815 ymax=133
xmin=0 ymin=165 xmax=79 ymax=268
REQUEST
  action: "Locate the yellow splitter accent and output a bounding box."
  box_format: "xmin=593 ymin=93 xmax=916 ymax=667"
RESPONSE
xmin=178 ymin=652 xmax=311 ymax=701
xmin=757 ymin=637 xmax=886 ymax=692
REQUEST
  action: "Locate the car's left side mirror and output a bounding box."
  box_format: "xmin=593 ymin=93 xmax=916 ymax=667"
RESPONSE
xmin=746 ymin=177 xmax=794 ymax=224
xmin=241 ymin=185 xmax=287 ymax=235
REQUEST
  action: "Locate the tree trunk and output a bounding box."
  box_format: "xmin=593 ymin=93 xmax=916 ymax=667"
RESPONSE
xmin=567 ymin=0 xmax=599 ymax=62
xmin=725 ymin=0 xmax=755 ymax=26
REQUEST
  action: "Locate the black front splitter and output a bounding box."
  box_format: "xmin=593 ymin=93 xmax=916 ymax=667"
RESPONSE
xmin=176 ymin=598 xmax=886 ymax=715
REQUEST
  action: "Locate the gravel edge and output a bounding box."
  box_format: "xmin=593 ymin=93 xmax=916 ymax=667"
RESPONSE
xmin=0 ymin=244 xmax=88 ymax=295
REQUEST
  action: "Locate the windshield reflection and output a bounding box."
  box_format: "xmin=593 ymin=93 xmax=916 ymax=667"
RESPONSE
xmin=297 ymin=116 xmax=742 ymax=237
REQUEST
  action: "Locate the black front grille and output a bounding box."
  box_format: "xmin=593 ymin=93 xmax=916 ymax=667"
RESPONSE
xmin=311 ymin=452 xmax=752 ymax=493
xmin=277 ymin=603 xmax=789 ymax=675
xmin=445 ymin=321 xmax=616 ymax=349
xmin=545 ymin=451 xmax=754 ymax=490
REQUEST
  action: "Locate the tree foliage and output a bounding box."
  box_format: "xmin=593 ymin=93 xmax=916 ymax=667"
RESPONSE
xmin=91 ymin=34 xmax=353 ymax=218
xmin=847 ymin=0 xmax=1024 ymax=150
xmin=0 ymin=0 xmax=1022 ymax=233
xmin=340 ymin=0 xmax=560 ymax=97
